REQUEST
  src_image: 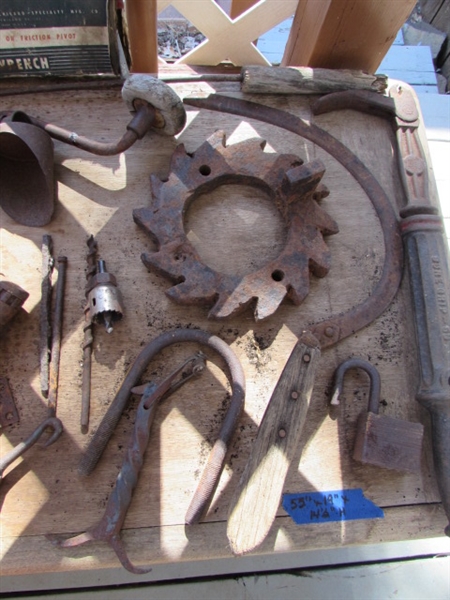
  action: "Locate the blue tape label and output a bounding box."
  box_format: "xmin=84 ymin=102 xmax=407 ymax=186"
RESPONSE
xmin=282 ymin=488 xmax=384 ymax=524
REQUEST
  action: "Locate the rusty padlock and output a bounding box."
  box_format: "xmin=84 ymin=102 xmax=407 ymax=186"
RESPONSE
xmin=331 ymin=358 xmax=424 ymax=472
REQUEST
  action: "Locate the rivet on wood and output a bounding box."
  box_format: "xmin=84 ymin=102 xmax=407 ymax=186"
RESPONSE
xmin=291 ymin=391 xmax=299 ymax=400
xmin=278 ymin=428 xmax=286 ymax=438
xmin=303 ymin=354 xmax=311 ymax=363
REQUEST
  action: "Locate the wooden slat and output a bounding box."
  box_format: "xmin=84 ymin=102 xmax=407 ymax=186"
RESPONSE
xmin=1 ymin=504 xmax=448 ymax=581
xmin=230 ymin=0 xmax=259 ymax=20
xmin=5 ymin=555 xmax=450 ymax=599
xmin=241 ymin=66 xmax=388 ymax=94
xmin=420 ymin=0 xmax=448 ymax=23
xmin=281 ymin=0 xmax=417 ymax=72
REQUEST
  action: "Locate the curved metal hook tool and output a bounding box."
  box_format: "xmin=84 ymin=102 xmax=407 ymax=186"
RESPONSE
xmin=50 ymin=353 xmax=207 ymax=574
xmin=0 ymin=417 xmax=63 ymax=482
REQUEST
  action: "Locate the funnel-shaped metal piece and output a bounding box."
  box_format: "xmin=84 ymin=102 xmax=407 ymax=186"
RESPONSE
xmin=0 ymin=112 xmax=54 ymax=226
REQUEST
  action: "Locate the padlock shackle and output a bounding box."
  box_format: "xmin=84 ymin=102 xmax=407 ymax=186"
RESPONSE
xmin=331 ymin=358 xmax=381 ymax=414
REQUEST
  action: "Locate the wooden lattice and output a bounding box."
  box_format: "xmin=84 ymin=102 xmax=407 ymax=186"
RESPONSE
xmin=157 ymin=0 xmax=298 ymax=66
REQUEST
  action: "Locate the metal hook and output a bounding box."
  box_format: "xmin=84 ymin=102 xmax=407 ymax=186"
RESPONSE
xmin=0 ymin=416 xmax=63 ymax=482
xmin=330 ymin=358 xmax=381 ymax=414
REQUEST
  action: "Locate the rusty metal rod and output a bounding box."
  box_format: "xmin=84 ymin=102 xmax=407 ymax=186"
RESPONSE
xmin=81 ymin=236 xmax=98 ymax=433
xmin=47 ymin=256 xmax=67 ymax=418
xmin=40 ymin=235 xmax=54 ymax=398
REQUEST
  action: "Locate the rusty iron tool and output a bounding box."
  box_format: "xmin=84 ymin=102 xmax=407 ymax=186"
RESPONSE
xmin=81 ymin=236 xmax=98 ymax=434
xmin=50 ymin=353 xmax=206 ymax=574
xmin=312 ymin=84 xmax=450 ymax=536
xmin=0 ymin=377 xmax=20 ymax=428
xmin=0 ymin=417 xmax=63 ymax=483
xmin=183 ymin=94 xmax=403 ymax=350
xmin=0 ymin=74 xmax=186 ymax=158
xmin=24 ymin=101 xmax=157 ymax=155
xmin=227 ymin=332 xmax=321 ymax=555
xmin=134 ymin=130 xmax=338 ymax=321
xmin=1 ymin=102 xmax=155 ymax=157
xmin=48 ymin=256 xmax=67 ymax=418
xmin=40 ymin=235 xmax=54 ymax=398
xmin=78 ymin=328 xmax=245 ymax=526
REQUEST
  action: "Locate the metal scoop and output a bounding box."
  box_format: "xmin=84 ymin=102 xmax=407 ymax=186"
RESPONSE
xmin=0 ymin=111 xmax=54 ymax=226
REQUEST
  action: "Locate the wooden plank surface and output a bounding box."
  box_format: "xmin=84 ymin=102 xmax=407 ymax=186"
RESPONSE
xmin=0 ymin=80 xmax=444 ymax=581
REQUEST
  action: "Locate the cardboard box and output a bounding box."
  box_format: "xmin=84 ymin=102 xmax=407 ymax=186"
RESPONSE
xmin=0 ymin=0 xmax=119 ymax=77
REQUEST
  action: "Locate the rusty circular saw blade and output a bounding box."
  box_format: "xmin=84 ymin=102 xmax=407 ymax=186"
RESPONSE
xmin=134 ymin=130 xmax=338 ymax=321
xmin=182 ymin=95 xmax=403 ymax=349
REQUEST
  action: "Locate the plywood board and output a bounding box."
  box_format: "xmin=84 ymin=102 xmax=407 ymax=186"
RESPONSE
xmin=0 ymin=79 xmax=446 ymax=585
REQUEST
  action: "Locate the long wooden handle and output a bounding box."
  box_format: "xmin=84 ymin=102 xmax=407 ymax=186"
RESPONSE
xmin=227 ymin=332 xmax=320 ymax=555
